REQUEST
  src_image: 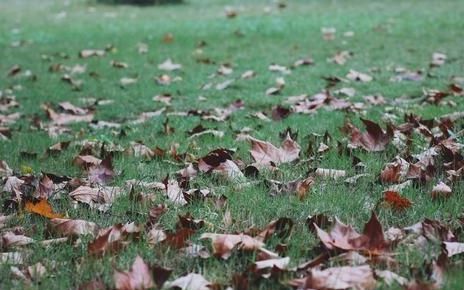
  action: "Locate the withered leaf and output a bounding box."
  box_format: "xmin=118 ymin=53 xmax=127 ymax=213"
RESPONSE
xmin=249 ymin=134 xmax=300 ymax=169
xmin=50 ymin=218 xmax=99 ymax=237
xmin=343 ymin=118 xmax=393 ymax=152
xmin=24 ymin=199 xmax=63 ymax=219
xmin=289 ymin=265 xmax=376 ymax=290
xmin=114 ymin=256 xmax=155 ymax=290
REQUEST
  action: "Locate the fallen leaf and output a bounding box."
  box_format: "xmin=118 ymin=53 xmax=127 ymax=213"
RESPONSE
xmin=88 ymin=223 xmax=141 ymax=256
xmin=249 ymin=134 xmax=300 ymax=169
xmin=343 ymin=118 xmax=393 ymax=152
xmin=315 ymin=168 xmax=346 ymax=179
xmin=198 ymin=149 xmax=244 ymax=181
xmin=2 ymin=232 xmax=35 ymax=248
xmin=346 ymin=69 xmax=373 ymax=82
xmin=79 ymin=49 xmax=105 ymax=58
xmin=383 ymin=191 xmax=412 ymax=210
xmin=289 ymin=265 xmax=376 ymax=290
xmin=443 ymin=242 xmax=464 ymax=257
xmin=158 ymin=59 xmax=182 ymax=71
xmin=114 ymin=256 xmax=155 ymax=290
xmin=50 ymin=218 xmax=99 ymax=237
xmin=25 ymin=199 xmax=63 ymax=219
xmin=165 ymin=273 xmax=211 ymax=290
xmin=200 ymin=233 xmax=276 ymax=260
xmin=431 ymin=182 xmax=452 ymax=199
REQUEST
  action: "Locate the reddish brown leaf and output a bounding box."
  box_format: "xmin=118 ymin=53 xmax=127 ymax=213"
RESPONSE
xmin=343 ymin=118 xmax=393 ymax=152
xmin=383 ymin=190 xmax=412 ymax=210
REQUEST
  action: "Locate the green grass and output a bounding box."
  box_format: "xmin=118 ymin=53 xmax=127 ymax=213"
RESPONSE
xmin=0 ymin=0 xmax=463 ymax=289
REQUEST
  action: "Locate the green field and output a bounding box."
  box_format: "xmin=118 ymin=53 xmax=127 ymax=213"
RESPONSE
xmin=1 ymin=0 xmax=463 ymax=289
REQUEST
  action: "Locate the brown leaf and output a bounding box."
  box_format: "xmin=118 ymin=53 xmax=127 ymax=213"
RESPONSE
xmin=249 ymin=134 xmax=300 ymax=169
xmin=315 ymin=168 xmax=346 ymax=179
xmin=34 ymin=175 xmax=54 ymax=199
xmin=44 ymin=104 xmax=93 ymax=125
xmin=346 ymin=69 xmax=373 ymax=82
xmin=443 ymin=242 xmax=464 ymax=257
xmin=431 ymin=181 xmax=452 ymax=199
xmin=289 ymin=265 xmax=376 ymax=290
xmin=266 ymin=177 xmax=314 ymax=199
xmin=315 ymin=212 xmax=387 ymax=253
xmin=343 ymin=118 xmax=393 ymax=152
xmin=383 ymin=190 xmax=412 ymax=210
xmin=88 ymin=223 xmax=141 ymax=256
xmin=2 ymin=232 xmax=35 ymax=248
xmin=163 ymin=179 xmax=188 ymax=206
xmin=114 ymin=256 xmax=155 ymax=290
xmin=0 ymin=160 xmax=13 ymax=177
xmin=254 ymin=257 xmax=290 ymax=271
xmin=78 ymin=279 xmax=107 ymax=290
xmin=200 ymin=233 xmax=277 ymax=260
xmin=88 ymin=156 xmax=115 ymax=185
xmin=198 ymin=149 xmax=244 ymax=181
xmin=165 ymin=273 xmax=211 ymax=290
xmin=50 ymin=218 xmax=99 ymax=237
xmin=69 ymin=186 xmax=121 ymax=205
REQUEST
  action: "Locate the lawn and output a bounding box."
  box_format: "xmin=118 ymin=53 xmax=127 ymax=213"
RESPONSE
xmin=0 ymin=0 xmax=463 ymax=289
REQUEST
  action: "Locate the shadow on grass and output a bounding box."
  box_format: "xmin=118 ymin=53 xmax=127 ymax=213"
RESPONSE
xmin=96 ymin=0 xmax=183 ymax=6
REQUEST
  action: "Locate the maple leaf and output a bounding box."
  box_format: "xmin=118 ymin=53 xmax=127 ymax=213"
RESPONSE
xmin=1 ymin=232 xmax=35 ymax=248
xmin=383 ymin=190 xmax=412 ymax=210
xmin=198 ymin=149 xmax=244 ymax=181
xmin=50 ymin=218 xmax=99 ymax=237
xmin=69 ymin=186 xmax=122 ymax=210
xmin=343 ymin=118 xmax=393 ymax=152
xmin=266 ymin=177 xmax=314 ymax=199
xmin=88 ymin=156 xmax=115 ymax=185
xmin=114 ymin=256 xmax=168 ymax=290
xmin=162 ymin=179 xmax=188 ymax=206
xmin=431 ymin=181 xmax=452 ymax=199
xmin=443 ymin=242 xmax=464 ymax=257
xmin=200 ymin=233 xmax=277 ymax=260
xmin=315 ymin=212 xmax=388 ymax=253
xmin=88 ymin=223 xmax=141 ymax=256
xmin=289 ymin=265 xmax=377 ymax=290
xmin=34 ymin=174 xmax=54 ymax=199
xmin=24 ymin=199 xmax=63 ymax=219
xmin=43 ymin=103 xmax=93 ymax=125
xmin=249 ymin=134 xmax=300 ymax=169
xmin=165 ymin=273 xmax=212 ymax=290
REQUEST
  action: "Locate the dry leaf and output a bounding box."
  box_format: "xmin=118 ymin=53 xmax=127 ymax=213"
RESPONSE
xmin=289 ymin=265 xmax=376 ymax=290
xmin=25 ymin=199 xmax=63 ymax=219
xmin=346 ymin=69 xmax=373 ymax=82
xmin=431 ymin=182 xmax=452 ymax=199
xmin=165 ymin=273 xmax=211 ymax=290
xmin=249 ymin=134 xmax=300 ymax=169
xmin=50 ymin=218 xmax=99 ymax=237
xmin=114 ymin=256 xmax=155 ymax=290
xmin=158 ymin=59 xmax=182 ymax=71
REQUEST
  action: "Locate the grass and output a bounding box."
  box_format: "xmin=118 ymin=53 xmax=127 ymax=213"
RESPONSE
xmin=0 ymin=0 xmax=463 ymax=289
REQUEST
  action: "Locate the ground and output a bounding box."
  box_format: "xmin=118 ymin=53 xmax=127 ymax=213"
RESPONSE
xmin=0 ymin=0 xmax=463 ymax=289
